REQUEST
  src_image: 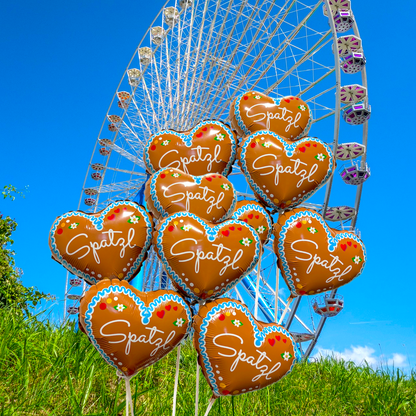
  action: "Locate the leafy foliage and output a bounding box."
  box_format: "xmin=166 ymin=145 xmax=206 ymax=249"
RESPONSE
xmin=0 ymin=310 xmax=415 ymax=415
xmin=0 ymin=185 xmax=53 ymax=314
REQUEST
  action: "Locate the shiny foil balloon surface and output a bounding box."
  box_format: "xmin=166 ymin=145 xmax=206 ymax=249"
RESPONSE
xmin=49 ymin=201 xmax=153 ymax=285
xmin=153 ymin=212 xmax=261 ymax=301
xmin=79 ymin=279 xmax=192 ymax=378
xmin=143 ymin=120 xmax=237 ymax=176
xmin=238 ymin=131 xmax=334 ymax=210
xmin=193 ymin=298 xmax=297 ymax=397
xmin=273 ymin=208 xmax=366 ymax=297
xmin=145 ymin=168 xmax=237 ymax=223
xmin=230 ymin=91 xmax=312 ymax=140
xmin=231 ymin=200 xmax=273 ymax=245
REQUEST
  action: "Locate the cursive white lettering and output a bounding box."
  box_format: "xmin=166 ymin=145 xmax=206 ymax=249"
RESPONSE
xmin=290 ymin=239 xmax=353 ymax=282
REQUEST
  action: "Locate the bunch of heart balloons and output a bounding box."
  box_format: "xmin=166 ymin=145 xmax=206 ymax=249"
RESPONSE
xmin=49 ymin=91 xmax=366 ymax=405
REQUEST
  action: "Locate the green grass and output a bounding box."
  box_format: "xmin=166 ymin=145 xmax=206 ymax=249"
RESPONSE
xmin=0 ymin=310 xmax=415 ymax=416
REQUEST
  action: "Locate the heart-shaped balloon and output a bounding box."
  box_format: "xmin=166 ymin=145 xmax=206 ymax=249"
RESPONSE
xmin=273 ymin=208 xmax=366 ymax=297
xmin=49 ymin=201 xmax=153 ymax=285
xmin=145 ymin=168 xmax=237 ymax=223
xmin=231 ymin=200 xmax=272 ymax=245
xmin=144 ymin=121 xmax=237 ymax=176
xmin=238 ymin=131 xmax=334 ymax=210
xmin=193 ymin=298 xmax=297 ymax=397
xmin=79 ymin=279 xmax=192 ymax=377
xmin=230 ymin=91 xmax=312 ymax=140
xmin=154 ymin=212 xmax=261 ymax=301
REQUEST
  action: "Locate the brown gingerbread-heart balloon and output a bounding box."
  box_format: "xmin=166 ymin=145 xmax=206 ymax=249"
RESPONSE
xmin=145 ymin=168 xmax=237 ymax=223
xmin=79 ymin=279 xmax=192 ymax=377
xmin=273 ymin=208 xmax=366 ymax=297
xmin=231 ymin=200 xmax=273 ymax=245
xmin=193 ymin=298 xmax=297 ymax=397
xmin=49 ymin=201 xmax=153 ymax=285
xmin=154 ymin=212 xmax=261 ymax=301
xmin=230 ymin=91 xmax=312 ymax=140
xmin=238 ymin=131 xmax=334 ymax=210
xmin=144 ymin=120 xmax=237 ymax=176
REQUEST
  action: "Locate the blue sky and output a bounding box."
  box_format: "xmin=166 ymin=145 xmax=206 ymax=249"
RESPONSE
xmin=1 ymin=1 xmax=415 ymax=370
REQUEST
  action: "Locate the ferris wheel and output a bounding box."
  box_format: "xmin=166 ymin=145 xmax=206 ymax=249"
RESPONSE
xmin=65 ymin=0 xmax=370 ymax=359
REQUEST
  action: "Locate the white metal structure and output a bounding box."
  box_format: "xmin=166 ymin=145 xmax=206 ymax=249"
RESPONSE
xmin=65 ymin=0 xmax=370 ymax=359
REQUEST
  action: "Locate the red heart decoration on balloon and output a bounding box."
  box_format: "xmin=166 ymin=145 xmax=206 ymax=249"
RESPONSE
xmin=231 ymin=200 xmax=273 ymax=245
xmin=193 ymin=298 xmax=296 ymax=397
xmin=273 ymin=208 xmax=366 ymax=297
xmin=154 ymin=212 xmax=261 ymax=301
xmin=49 ymin=201 xmax=153 ymax=285
xmin=79 ymin=280 xmax=192 ymax=378
xmin=144 ymin=121 xmax=237 ymax=176
xmin=230 ymin=91 xmax=311 ymax=141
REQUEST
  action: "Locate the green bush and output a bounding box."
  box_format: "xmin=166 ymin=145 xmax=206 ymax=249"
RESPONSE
xmin=0 ymin=185 xmax=53 ymax=314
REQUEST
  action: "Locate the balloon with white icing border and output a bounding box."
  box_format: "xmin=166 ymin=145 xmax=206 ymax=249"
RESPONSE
xmin=145 ymin=168 xmax=237 ymax=223
xmin=79 ymin=279 xmax=192 ymax=378
xmin=153 ymin=212 xmax=261 ymax=301
xmin=237 ymin=131 xmax=334 ymax=210
xmin=143 ymin=120 xmax=237 ymax=176
xmin=49 ymin=201 xmax=153 ymax=285
xmin=273 ymin=208 xmax=366 ymax=297
xmin=193 ymin=298 xmax=297 ymax=397
xmin=230 ymin=91 xmax=312 ymax=141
